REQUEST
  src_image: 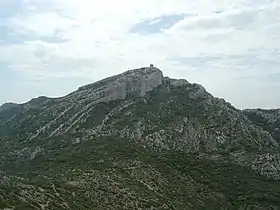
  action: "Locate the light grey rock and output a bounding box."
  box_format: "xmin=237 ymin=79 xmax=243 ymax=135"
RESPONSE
xmin=244 ymin=108 xmax=280 ymax=123
xmin=72 ymin=138 xmax=81 ymax=145
xmin=164 ymin=77 xmax=189 ymax=86
xmin=70 ymin=67 xmax=164 ymax=103
xmin=30 ymin=147 xmax=42 ymax=160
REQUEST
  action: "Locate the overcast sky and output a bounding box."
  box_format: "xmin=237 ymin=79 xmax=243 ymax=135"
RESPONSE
xmin=0 ymin=0 xmax=280 ymax=109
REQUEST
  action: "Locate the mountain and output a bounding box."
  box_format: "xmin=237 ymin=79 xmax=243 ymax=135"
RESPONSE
xmin=0 ymin=103 xmax=19 ymax=112
xmin=243 ymin=109 xmax=280 ymax=143
xmin=1 ymin=66 xmax=280 ymax=210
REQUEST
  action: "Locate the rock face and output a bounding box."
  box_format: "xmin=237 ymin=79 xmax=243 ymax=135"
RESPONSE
xmin=1 ymin=66 xmax=280 ymax=209
xmin=244 ymin=108 xmax=280 ymax=143
xmin=71 ymin=66 xmax=164 ymax=103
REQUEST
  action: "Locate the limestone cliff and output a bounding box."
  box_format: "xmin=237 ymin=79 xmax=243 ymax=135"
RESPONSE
xmin=70 ymin=66 xmax=164 ymax=103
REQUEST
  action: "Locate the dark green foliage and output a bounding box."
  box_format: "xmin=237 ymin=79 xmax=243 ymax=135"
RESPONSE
xmin=1 ymin=136 xmax=280 ymax=209
xmin=1 ymin=81 xmax=280 ymax=209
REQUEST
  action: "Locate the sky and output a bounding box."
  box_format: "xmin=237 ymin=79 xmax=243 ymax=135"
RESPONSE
xmin=0 ymin=0 xmax=280 ymax=109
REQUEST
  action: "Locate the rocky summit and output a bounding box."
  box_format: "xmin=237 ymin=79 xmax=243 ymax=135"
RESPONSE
xmin=1 ymin=66 xmax=280 ymax=210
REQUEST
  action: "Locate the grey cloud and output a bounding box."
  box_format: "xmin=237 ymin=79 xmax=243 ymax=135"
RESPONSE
xmin=0 ymin=26 xmax=68 ymax=45
xmin=0 ymin=0 xmax=66 ymax=45
xmin=129 ymin=14 xmax=188 ymax=35
xmin=183 ymin=9 xmax=261 ymax=30
xmin=168 ymin=55 xmax=219 ymax=68
xmin=169 ymin=49 xmax=280 ymax=73
xmin=183 ymin=4 xmax=280 ymax=31
xmin=235 ymin=73 xmax=280 ymax=84
xmin=0 ymin=0 xmax=25 ymax=18
xmin=25 ymin=55 xmax=97 ymax=79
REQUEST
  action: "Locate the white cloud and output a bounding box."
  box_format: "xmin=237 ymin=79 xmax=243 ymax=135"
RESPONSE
xmin=9 ymin=12 xmax=74 ymax=37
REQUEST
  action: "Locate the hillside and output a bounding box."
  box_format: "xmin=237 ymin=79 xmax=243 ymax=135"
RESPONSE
xmin=1 ymin=66 xmax=280 ymax=210
xmin=244 ymin=109 xmax=280 ymax=144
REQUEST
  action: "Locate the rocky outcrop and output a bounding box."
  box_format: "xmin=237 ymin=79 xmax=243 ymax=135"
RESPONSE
xmin=164 ymin=77 xmax=189 ymax=86
xmin=69 ymin=67 xmax=164 ymax=103
xmin=252 ymin=153 xmax=280 ymax=180
xmin=244 ymin=109 xmax=280 ymax=124
xmin=244 ymin=108 xmax=280 ymax=144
